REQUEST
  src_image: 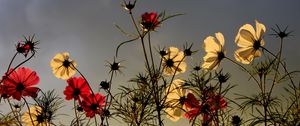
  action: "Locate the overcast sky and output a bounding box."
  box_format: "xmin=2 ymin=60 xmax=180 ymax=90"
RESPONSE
xmin=0 ymin=0 xmax=300 ymax=125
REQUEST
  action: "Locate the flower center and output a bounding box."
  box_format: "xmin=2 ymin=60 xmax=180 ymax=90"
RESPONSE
xmin=73 ymin=88 xmax=81 ymax=96
xmin=253 ymin=40 xmax=261 ymax=50
xmin=16 ymin=83 xmax=25 ymax=91
xmin=179 ymin=96 xmax=186 ymax=105
xmin=217 ymin=52 xmax=225 ymax=61
xmin=166 ymin=59 xmax=174 ymax=67
xmin=36 ymin=114 xmax=45 ymax=123
xmin=111 ymin=62 xmax=120 ymax=71
xmin=89 ymin=103 xmax=98 ymax=111
xmin=63 ymin=60 xmax=70 ymax=67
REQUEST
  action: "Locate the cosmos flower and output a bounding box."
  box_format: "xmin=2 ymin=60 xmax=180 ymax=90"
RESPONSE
xmin=162 ymin=47 xmax=187 ymax=76
xmin=22 ymin=106 xmax=49 ymax=126
xmin=234 ymin=20 xmax=266 ymax=64
xmin=141 ymin=12 xmax=160 ymax=31
xmin=16 ymin=35 xmax=39 ymax=57
xmin=16 ymin=42 xmax=30 ymax=57
xmin=80 ymin=93 xmax=106 ymax=118
xmin=184 ymin=93 xmax=201 ymax=120
xmin=64 ymin=77 xmax=91 ymax=101
xmin=184 ymin=92 xmax=227 ymax=123
xmin=202 ymin=32 xmax=226 ymax=70
xmin=122 ymin=0 xmax=136 ymax=12
xmin=164 ymin=79 xmax=188 ymax=121
xmin=1 ymin=67 xmax=40 ymax=101
xmin=50 ymin=52 xmax=77 ymax=80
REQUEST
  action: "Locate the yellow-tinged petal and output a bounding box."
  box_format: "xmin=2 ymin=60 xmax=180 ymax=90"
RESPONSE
xmin=239 ymin=29 xmax=256 ymax=44
xmin=234 ymin=47 xmax=254 ymax=64
xmin=203 ymin=52 xmax=218 ymax=61
xmin=204 ymin=36 xmax=219 ymax=53
xmin=255 ymin=20 xmax=266 ymax=39
xmin=254 ymin=50 xmax=261 ymax=57
xmin=172 ymin=51 xmax=185 ymax=62
xmin=236 ymin=24 xmax=256 ymax=41
xmin=167 ymin=47 xmax=180 ymax=59
xmin=215 ymin=32 xmax=225 ymax=47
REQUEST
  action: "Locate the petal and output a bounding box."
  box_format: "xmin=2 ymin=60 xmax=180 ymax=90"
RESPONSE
xmin=235 ymin=24 xmax=256 ymax=47
xmin=167 ymin=47 xmax=179 ymax=59
xmin=254 ymin=50 xmax=262 ymax=57
xmin=255 ymin=20 xmax=266 ymax=39
xmin=177 ymin=62 xmax=187 ymax=73
xmin=234 ymin=47 xmax=255 ymax=64
xmin=203 ymin=52 xmax=218 ymax=62
xmin=23 ymin=87 xmax=39 ymax=98
xmin=203 ymin=36 xmax=219 ymax=53
xmin=172 ymin=51 xmax=185 ymax=62
xmin=215 ymin=32 xmax=225 ymax=47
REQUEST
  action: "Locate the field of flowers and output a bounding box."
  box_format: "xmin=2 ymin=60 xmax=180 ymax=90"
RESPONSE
xmin=0 ymin=1 xmax=299 ymax=126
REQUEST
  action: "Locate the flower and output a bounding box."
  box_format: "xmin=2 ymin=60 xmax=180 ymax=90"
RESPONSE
xmin=207 ymin=94 xmax=227 ymax=111
xmin=122 ymin=0 xmax=136 ymax=12
xmin=231 ymin=115 xmax=242 ymax=126
xmin=16 ymin=35 xmax=39 ymax=57
xmin=50 ymin=52 xmax=77 ymax=80
xmin=64 ymin=77 xmax=91 ymax=101
xmin=16 ymin=42 xmax=30 ymax=57
xmin=164 ymin=79 xmax=188 ymax=121
xmin=80 ymin=93 xmax=106 ymax=118
xmin=234 ymin=20 xmax=266 ymax=64
xmin=184 ymin=93 xmax=201 ymax=120
xmin=99 ymin=80 xmax=110 ymax=90
xmin=22 ymin=106 xmax=49 ymax=126
xmin=161 ymin=47 xmax=187 ymax=76
xmin=1 ymin=67 xmax=40 ymax=101
xmin=271 ymin=25 xmax=292 ymax=39
xmin=141 ymin=12 xmax=160 ymax=31
xmin=202 ymin=32 xmax=226 ymax=70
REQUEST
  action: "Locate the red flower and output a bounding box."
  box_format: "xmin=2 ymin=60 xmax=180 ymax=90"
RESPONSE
xmin=0 ymin=84 xmax=11 ymax=99
xmin=184 ymin=93 xmax=227 ymax=123
xmin=184 ymin=93 xmax=201 ymax=120
xmin=207 ymin=94 xmax=227 ymax=111
xmin=80 ymin=93 xmax=106 ymax=118
xmin=141 ymin=12 xmax=160 ymax=31
xmin=64 ymin=77 xmax=91 ymax=101
xmin=16 ymin=42 xmax=31 ymax=57
xmin=16 ymin=35 xmax=39 ymax=57
xmin=1 ymin=67 xmax=40 ymax=100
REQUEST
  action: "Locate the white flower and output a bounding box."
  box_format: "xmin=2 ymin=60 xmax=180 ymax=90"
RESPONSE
xmin=202 ymin=32 xmax=226 ymax=70
xmin=235 ymin=20 xmax=266 ymax=64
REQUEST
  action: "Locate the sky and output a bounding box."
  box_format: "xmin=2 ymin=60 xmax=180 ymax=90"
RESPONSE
xmin=0 ymin=0 xmax=300 ymax=125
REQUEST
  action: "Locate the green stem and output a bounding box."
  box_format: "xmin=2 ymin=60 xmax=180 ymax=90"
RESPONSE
xmin=0 ymin=52 xmax=35 ymax=84
xmin=74 ymin=100 xmax=80 ymax=126
xmin=148 ymin=33 xmax=155 ymax=72
xmin=7 ymin=99 xmax=23 ymax=126
xmin=225 ymin=57 xmax=260 ymax=88
xmin=23 ymin=97 xmax=35 ymax=126
xmin=268 ymin=38 xmax=283 ymax=103
xmin=6 ymin=52 xmax=18 ymax=72
xmin=261 ymin=47 xmax=298 ymax=107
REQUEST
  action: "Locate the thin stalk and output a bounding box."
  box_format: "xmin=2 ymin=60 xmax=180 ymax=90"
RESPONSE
xmin=0 ymin=52 xmax=35 ymax=84
xmin=23 ymin=97 xmax=35 ymax=126
xmin=268 ymin=38 xmax=283 ymax=102
xmin=7 ymin=99 xmax=23 ymax=126
xmin=6 ymin=52 xmax=18 ymax=72
xmin=148 ymin=33 xmax=155 ymax=72
xmin=225 ymin=57 xmax=260 ymax=87
xmin=74 ymin=100 xmax=80 ymax=126
xmin=71 ymin=63 xmax=96 ymax=98
xmin=94 ymin=115 xmax=98 ymax=126
xmin=261 ymin=47 xmax=298 ymax=107
xmin=101 ymin=71 xmax=115 ymax=126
